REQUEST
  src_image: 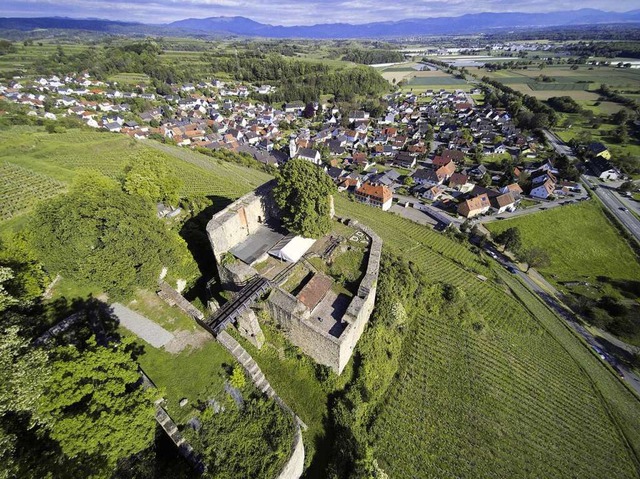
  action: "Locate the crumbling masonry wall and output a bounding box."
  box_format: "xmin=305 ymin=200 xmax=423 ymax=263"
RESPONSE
xmin=207 ymin=184 xmax=382 ymax=375
xmin=264 ymin=221 xmax=381 ymax=374
xmin=206 ymin=181 xmax=277 ymax=281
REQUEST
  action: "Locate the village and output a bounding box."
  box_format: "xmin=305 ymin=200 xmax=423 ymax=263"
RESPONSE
xmin=0 ymin=71 xmax=625 ymax=229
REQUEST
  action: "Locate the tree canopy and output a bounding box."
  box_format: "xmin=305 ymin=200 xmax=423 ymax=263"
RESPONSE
xmin=272 ymin=159 xmax=335 ymax=238
xmin=520 ymin=247 xmax=551 ymax=272
xmin=494 ymin=227 xmax=522 ymax=252
xmin=123 ymin=152 xmax=182 ymax=205
xmin=187 ymin=395 xmax=292 ymax=478
xmin=36 ymin=336 xmax=157 ymax=467
xmin=28 ymin=172 xmax=195 ymax=300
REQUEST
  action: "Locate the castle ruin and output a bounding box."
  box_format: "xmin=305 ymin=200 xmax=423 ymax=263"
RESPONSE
xmin=206 ymin=181 xmax=381 ymax=374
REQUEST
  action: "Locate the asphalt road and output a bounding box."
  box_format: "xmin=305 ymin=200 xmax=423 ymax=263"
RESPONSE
xmin=483 ymin=244 xmax=640 ymax=395
xmin=543 ymin=129 xmax=640 ymax=243
xmin=582 ymin=174 xmax=640 ymax=242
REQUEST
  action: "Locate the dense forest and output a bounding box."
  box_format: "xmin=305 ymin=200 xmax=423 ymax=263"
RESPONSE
xmin=487 ymin=25 xmax=640 ymax=42
xmin=342 ymin=49 xmax=404 ymax=64
xmin=205 ymin=53 xmax=390 ymax=102
xmin=29 ymin=41 xmax=390 ymax=103
xmin=565 ymin=40 xmax=640 ymax=59
xmin=35 ymin=41 xmax=188 ymax=85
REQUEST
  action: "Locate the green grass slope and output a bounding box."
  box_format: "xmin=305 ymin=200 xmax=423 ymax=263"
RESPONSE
xmin=0 ymin=126 xmax=271 ymax=222
xmin=335 ymin=196 xmax=640 ymax=478
xmin=485 ymin=201 xmax=640 ymax=285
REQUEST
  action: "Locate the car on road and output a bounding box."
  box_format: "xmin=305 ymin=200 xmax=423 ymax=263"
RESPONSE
xmin=591 ymin=345 xmax=606 ymax=361
xmin=488 ymin=251 xmax=498 ymax=259
xmin=506 ymin=265 xmax=518 ymax=274
xmin=619 ymin=207 xmax=629 ymax=212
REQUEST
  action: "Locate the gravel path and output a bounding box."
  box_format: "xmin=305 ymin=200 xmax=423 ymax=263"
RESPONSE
xmin=112 ymin=303 xmax=174 ymax=348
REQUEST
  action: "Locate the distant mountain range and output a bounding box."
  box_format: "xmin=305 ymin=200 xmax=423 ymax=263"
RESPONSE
xmin=1 ymin=9 xmax=640 ymax=38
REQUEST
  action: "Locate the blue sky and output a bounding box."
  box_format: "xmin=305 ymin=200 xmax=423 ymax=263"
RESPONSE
xmin=1 ymin=0 xmax=639 ymax=25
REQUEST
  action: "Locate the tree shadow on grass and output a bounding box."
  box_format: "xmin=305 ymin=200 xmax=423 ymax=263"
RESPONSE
xmin=179 ymin=195 xmax=234 ymax=306
xmin=596 ymin=275 xmax=640 ymax=300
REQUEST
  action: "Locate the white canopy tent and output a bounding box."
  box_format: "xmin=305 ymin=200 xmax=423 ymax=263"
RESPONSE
xmin=268 ymin=235 xmax=316 ymax=263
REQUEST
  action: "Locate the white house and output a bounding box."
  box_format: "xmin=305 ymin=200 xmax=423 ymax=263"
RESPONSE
xmin=297 ymin=147 xmax=322 ymax=165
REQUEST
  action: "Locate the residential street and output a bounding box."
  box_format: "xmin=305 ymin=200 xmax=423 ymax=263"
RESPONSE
xmin=393 ymin=193 xmax=462 ymax=227
xmin=483 ymin=243 xmax=640 ymax=396
xmin=478 ymin=194 xmax=588 ymax=224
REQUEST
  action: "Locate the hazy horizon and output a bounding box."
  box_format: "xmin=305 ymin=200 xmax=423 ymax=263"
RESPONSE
xmin=1 ymin=1 xmax=639 ymax=26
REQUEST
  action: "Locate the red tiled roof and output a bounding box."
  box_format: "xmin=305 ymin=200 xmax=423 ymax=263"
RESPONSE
xmin=297 ymin=273 xmax=332 ymax=311
xmin=356 ymin=182 xmax=392 ymax=203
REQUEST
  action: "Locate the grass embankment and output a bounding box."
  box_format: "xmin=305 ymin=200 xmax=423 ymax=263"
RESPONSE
xmin=486 ymin=200 xmax=640 ymax=344
xmin=486 ymin=201 xmax=640 ymax=284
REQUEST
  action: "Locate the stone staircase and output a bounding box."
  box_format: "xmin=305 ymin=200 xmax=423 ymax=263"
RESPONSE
xmin=156 ymin=282 xmax=306 ymax=478
xmin=155 ymin=406 xmax=205 ymax=473
xmin=217 ymin=330 xmax=276 ymax=398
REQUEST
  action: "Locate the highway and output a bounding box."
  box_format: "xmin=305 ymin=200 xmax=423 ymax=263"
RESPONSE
xmin=581 ymin=174 xmax=640 ymax=242
xmin=543 ymin=129 xmax=640 ymax=243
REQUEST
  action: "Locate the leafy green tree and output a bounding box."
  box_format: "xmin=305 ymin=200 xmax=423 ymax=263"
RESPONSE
xmin=0 ymin=267 xmax=17 ymax=313
xmin=123 ymin=153 xmax=182 ymax=205
xmin=519 ymin=247 xmax=551 ymax=272
xmin=37 ymin=336 xmax=156 ymax=467
xmin=0 ymin=236 xmax=48 ymax=309
xmin=618 ymin=181 xmax=635 ymax=193
xmin=272 ymin=159 xmax=335 ymax=238
xmin=494 ymin=227 xmax=522 ymax=252
xmin=187 ymin=395 xmax=292 ymax=478
xmin=29 ymin=172 xmax=195 ymax=300
xmin=0 ymin=326 xmax=49 ymax=419
xmin=479 ymin=172 xmax=493 ymax=187
xmin=0 ymin=326 xmax=50 ymax=479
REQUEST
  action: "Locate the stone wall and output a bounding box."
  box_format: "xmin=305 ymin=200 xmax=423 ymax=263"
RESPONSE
xmin=206 ymin=181 xmax=276 ymax=263
xmin=206 ymin=184 xmax=383 ymax=375
xmin=217 ymin=330 xmax=305 ymax=479
xmin=267 ymin=289 xmax=344 ymax=372
xmin=276 ymin=425 xmax=305 ymax=479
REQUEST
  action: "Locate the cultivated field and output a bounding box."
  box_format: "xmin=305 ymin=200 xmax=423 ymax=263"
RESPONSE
xmin=477 ymin=64 xmax=640 ymax=106
xmin=334 ymin=195 xmax=640 ymax=478
xmin=0 ymin=127 xmax=271 ymax=222
xmin=0 ymin=161 xmax=67 ymax=222
xmin=486 ymin=200 xmax=640 ymax=344
xmin=378 ymin=62 xmax=419 ymax=84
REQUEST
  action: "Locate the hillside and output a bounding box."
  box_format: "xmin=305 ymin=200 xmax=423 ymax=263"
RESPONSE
xmin=0 ymin=127 xmax=271 ymax=225
xmin=333 ymin=196 xmax=640 ymax=478
xmin=2 ymin=127 xmax=639 ymax=477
